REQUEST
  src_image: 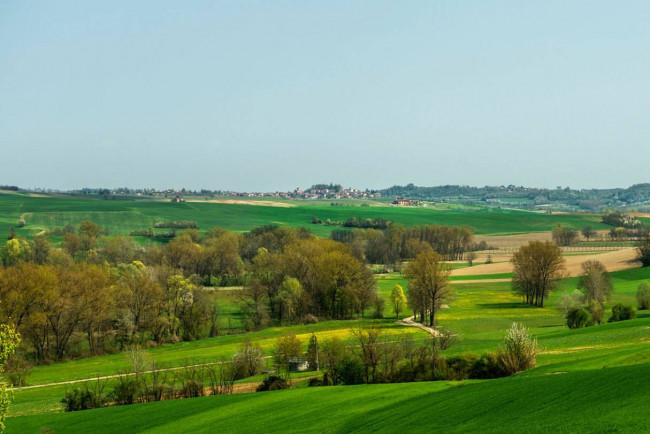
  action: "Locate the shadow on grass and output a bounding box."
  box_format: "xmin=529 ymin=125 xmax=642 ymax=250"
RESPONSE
xmin=476 ymin=303 xmax=534 ymax=309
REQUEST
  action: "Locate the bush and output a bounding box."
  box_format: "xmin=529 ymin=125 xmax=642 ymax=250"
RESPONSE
xmin=303 ymin=314 xmax=319 ymax=324
xmin=637 ymin=283 xmax=650 ymax=310
xmin=498 ymin=322 xmax=538 ymax=374
xmin=307 ymin=377 xmax=324 ymax=387
xmin=62 ymin=386 xmax=107 ymax=412
xmin=109 ymin=376 xmax=140 ymax=405
xmin=588 ymin=300 xmax=604 ymax=325
xmin=256 ymin=375 xmax=289 ymax=392
xmin=566 ymin=308 xmax=592 ymax=329
xmin=179 ymin=379 xmax=205 ymax=398
xmin=332 ymin=357 xmax=365 ymax=385
xmin=445 ymin=354 xmax=479 ymax=380
xmin=609 ymin=304 xmax=636 ymax=322
xmin=469 ymin=353 xmax=509 ymax=379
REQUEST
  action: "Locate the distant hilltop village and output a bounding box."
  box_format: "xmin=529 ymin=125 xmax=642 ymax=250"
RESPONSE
xmin=10 ymin=183 xmax=650 ymax=212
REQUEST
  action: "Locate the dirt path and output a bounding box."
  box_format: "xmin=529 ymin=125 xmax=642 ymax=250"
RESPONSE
xmin=452 ymin=247 xmax=640 ymax=277
xmin=452 ymin=278 xmax=512 ymax=284
xmin=398 ymin=316 xmax=441 ymax=337
xmin=14 ymin=357 xmax=273 ymax=391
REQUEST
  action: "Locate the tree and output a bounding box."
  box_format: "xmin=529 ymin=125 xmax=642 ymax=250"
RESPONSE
xmin=320 ymin=336 xmax=347 ymax=382
xmin=637 ymin=235 xmax=650 ymax=267
xmin=391 ymin=284 xmax=407 ymax=319
xmin=511 ymin=241 xmax=566 ymax=307
xmin=0 ymin=321 xmax=20 ymax=432
xmin=581 ymin=226 xmax=596 ymax=241
xmin=350 ymin=324 xmax=384 ymax=383
xmin=276 ymin=277 xmax=303 ymax=324
xmin=551 ymin=225 xmax=578 ymax=246
xmin=637 ymin=282 xmax=650 ymax=310
xmin=272 ymin=333 xmax=303 ymax=376
xmin=404 ymin=250 xmax=452 ymax=327
xmin=466 ymin=252 xmax=477 ymax=267
xmin=306 ymin=333 xmax=319 ymax=371
xmin=31 ymin=235 xmax=51 ymax=265
xmin=577 ymin=260 xmax=613 ymax=305
xmin=231 ymin=340 xmax=265 ymax=379
xmin=1 ymin=239 xmax=30 ymax=267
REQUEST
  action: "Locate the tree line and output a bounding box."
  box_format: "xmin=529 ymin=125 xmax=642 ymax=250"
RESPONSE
xmin=330 ymin=224 xmax=476 ymax=265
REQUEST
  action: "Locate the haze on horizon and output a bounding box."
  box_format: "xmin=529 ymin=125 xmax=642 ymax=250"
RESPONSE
xmin=1 ymin=1 xmax=650 ymax=192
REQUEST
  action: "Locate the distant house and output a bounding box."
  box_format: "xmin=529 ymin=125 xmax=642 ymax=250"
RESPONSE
xmin=392 ymin=197 xmax=420 ymax=206
xmin=288 ymin=357 xmax=309 ymax=372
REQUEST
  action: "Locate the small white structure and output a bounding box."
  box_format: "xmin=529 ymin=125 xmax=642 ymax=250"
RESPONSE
xmin=288 ymin=357 xmax=309 ymax=372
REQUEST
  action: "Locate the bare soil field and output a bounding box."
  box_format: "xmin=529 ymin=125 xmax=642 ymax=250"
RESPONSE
xmin=453 ymin=247 xmax=640 ymax=277
xmin=185 ymin=199 xmax=295 ymax=208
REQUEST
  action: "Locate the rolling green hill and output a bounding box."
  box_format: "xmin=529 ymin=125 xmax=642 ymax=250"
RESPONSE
xmin=0 ymin=193 xmax=609 ymax=239
xmin=7 ymin=361 xmax=650 ymax=433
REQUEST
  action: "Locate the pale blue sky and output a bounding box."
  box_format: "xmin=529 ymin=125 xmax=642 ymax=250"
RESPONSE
xmin=1 ymin=1 xmax=649 ymax=191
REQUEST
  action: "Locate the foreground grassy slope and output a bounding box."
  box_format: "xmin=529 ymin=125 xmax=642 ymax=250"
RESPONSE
xmin=1 ymin=193 xmax=608 ymax=238
xmin=7 ymin=362 xmax=650 ymax=433
xmin=8 ymin=268 xmax=650 ymax=420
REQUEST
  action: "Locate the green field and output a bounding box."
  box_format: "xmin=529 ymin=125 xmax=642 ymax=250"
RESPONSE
xmin=5 ymin=267 xmax=650 ymax=432
xmin=0 ymin=193 xmax=610 ymax=239
xmin=6 ymin=350 xmax=650 ymax=433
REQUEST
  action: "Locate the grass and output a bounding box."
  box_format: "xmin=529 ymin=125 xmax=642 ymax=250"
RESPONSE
xmin=6 ymin=362 xmax=650 ymax=433
xmin=0 ymin=193 xmax=610 ymax=239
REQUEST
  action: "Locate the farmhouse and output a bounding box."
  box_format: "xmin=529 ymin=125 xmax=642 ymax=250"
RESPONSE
xmin=392 ymin=197 xmax=420 ymax=206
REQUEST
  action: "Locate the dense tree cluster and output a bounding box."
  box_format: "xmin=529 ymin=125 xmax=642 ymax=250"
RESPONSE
xmin=331 ymin=224 xmax=474 ymax=265
xmin=0 ymin=223 xmax=382 ymax=365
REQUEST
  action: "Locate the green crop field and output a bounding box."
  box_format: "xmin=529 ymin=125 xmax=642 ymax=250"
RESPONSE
xmin=6 ymin=343 xmax=650 ymax=433
xmin=0 ymin=193 xmax=610 ymax=239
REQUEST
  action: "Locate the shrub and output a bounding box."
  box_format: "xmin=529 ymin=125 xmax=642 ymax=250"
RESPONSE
xmin=307 ymin=377 xmax=323 ymax=387
xmin=588 ymin=300 xmax=604 ymax=325
xmin=445 ymin=354 xmax=479 ymax=380
xmin=637 ymin=283 xmax=650 ymax=310
xmin=303 ymin=314 xmax=319 ymax=324
xmin=109 ymin=375 xmax=140 ymax=405
xmin=179 ymin=379 xmax=205 ymax=398
xmin=609 ymin=304 xmax=636 ymax=322
xmin=62 ymin=385 xmax=107 ymax=412
xmin=566 ymin=308 xmax=592 ymax=329
xmin=332 ymin=357 xmax=365 ymax=385
xmin=498 ymin=322 xmax=538 ymax=374
xmin=62 ymin=389 xmax=97 ymax=412
xmin=256 ymin=375 xmax=289 ymax=392
xmin=469 ymin=353 xmax=508 ymax=379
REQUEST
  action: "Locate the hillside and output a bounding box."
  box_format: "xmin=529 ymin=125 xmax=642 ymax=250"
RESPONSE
xmin=7 ymin=361 xmax=650 ymax=433
xmin=0 ymin=193 xmax=609 ymax=240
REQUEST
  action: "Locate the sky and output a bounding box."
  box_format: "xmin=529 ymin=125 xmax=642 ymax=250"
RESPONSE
xmin=1 ymin=1 xmax=650 ymax=192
